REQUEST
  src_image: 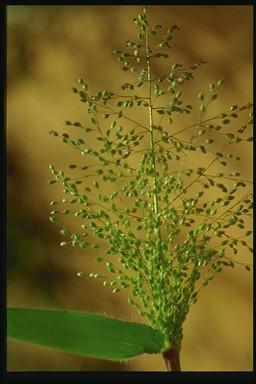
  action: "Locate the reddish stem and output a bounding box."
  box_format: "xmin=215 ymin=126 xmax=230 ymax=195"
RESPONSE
xmin=163 ymin=347 xmax=181 ymax=371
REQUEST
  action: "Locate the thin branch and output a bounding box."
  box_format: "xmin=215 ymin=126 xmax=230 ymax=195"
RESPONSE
xmin=164 ymin=142 xmax=230 ymax=210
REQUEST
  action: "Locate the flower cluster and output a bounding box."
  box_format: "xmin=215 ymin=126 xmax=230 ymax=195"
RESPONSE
xmin=49 ymin=7 xmax=252 ymax=350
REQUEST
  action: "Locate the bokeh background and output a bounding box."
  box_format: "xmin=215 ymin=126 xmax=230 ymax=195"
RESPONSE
xmin=7 ymin=5 xmax=252 ymax=371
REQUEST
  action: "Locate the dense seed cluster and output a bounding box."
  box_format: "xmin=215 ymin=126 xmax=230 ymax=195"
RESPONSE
xmin=49 ymin=7 xmax=252 ymax=350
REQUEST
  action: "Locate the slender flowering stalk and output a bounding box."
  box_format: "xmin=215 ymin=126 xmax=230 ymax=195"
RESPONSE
xmin=49 ymin=7 xmax=252 ymax=370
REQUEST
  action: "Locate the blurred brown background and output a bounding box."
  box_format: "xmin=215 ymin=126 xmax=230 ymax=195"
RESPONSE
xmin=7 ymin=5 xmax=252 ymax=371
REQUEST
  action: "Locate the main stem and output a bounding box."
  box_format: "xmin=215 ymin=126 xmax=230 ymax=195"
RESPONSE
xmin=145 ymin=30 xmax=160 ymax=227
xmin=145 ymin=28 xmax=182 ymax=373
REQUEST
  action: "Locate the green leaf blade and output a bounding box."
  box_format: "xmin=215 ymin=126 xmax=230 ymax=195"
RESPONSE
xmin=7 ymin=308 xmax=165 ymax=360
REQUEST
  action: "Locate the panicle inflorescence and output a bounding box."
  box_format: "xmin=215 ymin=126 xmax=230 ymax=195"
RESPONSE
xmin=49 ymin=7 xmax=252 ymax=350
